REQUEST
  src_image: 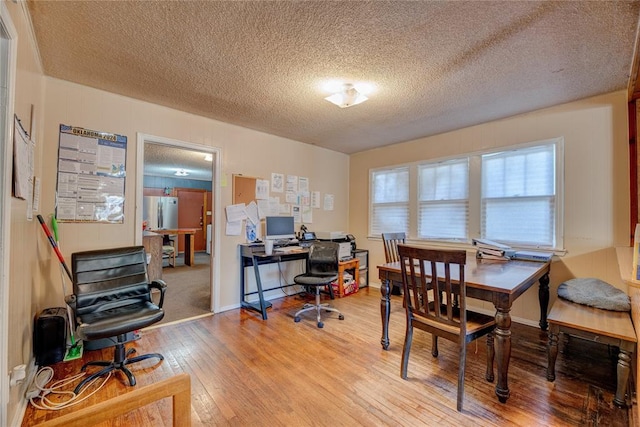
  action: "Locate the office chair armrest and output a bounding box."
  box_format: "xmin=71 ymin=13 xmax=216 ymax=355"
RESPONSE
xmin=65 ymin=294 xmax=77 ymax=310
xmin=150 ymin=280 xmax=168 ymax=308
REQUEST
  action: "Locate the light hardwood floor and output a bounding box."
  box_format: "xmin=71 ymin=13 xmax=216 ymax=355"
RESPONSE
xmin=22 ymin=288 xmax=631 ymax=426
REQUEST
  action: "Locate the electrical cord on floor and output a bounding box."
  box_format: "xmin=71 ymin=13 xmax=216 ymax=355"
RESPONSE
xmin=27 ymin=366 xmax=112 ymax=410
xmin=277 ymin=259 xmax=303 ymax=296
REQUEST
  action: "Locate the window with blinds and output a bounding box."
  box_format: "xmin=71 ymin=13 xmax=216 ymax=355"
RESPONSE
xmin=481 ymin=143 xmax=557 ymax=246
xmin=370 ymin=167 xmax=409 ymax=236
xmin=418 ymin=158 xmax=469 ymax=240
xmin=369 ymin=138 xmax=563 ymax=250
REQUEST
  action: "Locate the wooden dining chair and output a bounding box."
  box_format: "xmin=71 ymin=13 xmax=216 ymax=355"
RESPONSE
xmin=162 ymin=235 xmax=176 ymax=268
xmin=397 ymin=244 xmax=495 ymax=412
xmin=382 ymin=232 xmax=406 ymax=295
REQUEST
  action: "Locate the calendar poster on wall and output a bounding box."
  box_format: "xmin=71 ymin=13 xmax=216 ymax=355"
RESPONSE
xmin=55 ymin=124 xmax=127 ymax=223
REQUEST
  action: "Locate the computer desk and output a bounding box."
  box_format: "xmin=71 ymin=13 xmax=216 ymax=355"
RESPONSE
xmin=239 ymin=244 xmax=308 ymax=320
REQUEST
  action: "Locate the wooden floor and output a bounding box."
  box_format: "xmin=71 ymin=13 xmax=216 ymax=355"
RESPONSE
xmin=22 ymin=288 xmax=633 ymax=426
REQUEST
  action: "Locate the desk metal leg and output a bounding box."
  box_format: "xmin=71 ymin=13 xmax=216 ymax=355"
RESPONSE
xmin=240 ymin=259 xmax=245 ymax=306
xmin=252 ymin=256 xmax=270 ymax=320
xmin=538 ymin=273 xmax=550 ymax=331
xmin=380 ymin=277 xmax=391 ymax=350
xmin=494 ymin=302 xmax=512 ymax=403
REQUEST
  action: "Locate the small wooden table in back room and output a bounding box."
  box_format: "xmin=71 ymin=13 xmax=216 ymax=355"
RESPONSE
xmin=377 ymin=254 xmax=551 ymax=404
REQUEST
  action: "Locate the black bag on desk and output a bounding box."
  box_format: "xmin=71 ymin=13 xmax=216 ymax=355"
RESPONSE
xmin=34 ymin=307 xmax=67 ymax=366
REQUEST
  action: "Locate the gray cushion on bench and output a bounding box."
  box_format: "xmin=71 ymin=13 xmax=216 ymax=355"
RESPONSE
xmin=557 ymin=278 xmax=630 ymax=312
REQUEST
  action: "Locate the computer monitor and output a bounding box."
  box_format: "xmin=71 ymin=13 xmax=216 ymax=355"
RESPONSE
xmin=265 ymin=216 xmax=295 ymax=240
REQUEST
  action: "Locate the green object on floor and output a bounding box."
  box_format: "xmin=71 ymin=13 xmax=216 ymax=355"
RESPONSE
xmin=63 ymin=341 xmax=83 ymax=362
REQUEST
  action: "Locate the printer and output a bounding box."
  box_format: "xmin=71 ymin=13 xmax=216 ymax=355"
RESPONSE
xmin=316 ymin=231 xmax=356 ymax=261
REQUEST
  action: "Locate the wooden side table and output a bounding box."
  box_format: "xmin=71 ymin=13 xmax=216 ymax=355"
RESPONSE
xmin=335 ymin=258 xmax=359 ymax=297
xmin=547 ymin=297 xmax=637 ymax=407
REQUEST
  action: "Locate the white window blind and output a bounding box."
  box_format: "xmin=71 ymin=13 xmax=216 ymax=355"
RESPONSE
xmin=370 ymin=167 xmax=409 ymax=236
xmin=418 ymin=158 xmax=468 ymax=240
xmin=481 ymin=143 xmax=556 ymax=247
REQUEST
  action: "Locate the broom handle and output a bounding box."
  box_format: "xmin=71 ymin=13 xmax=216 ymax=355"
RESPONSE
xmin=37 ymin=214 xmax=73 ymax=281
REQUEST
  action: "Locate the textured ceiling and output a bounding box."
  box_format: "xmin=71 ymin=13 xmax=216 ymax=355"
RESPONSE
xmin=27 ymin=1 xmax=640 ymax=159
xmin=143 ymin=143 xmax=213 ymax=181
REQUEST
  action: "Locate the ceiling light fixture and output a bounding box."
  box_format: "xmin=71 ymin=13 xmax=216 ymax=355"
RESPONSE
xmin=174 ymin=169 xmax=189 ymax=177
xmin=325 ymin=83 xmax=368 ymax=108
xmin=204 ymin=154 xmax=212 ymax=162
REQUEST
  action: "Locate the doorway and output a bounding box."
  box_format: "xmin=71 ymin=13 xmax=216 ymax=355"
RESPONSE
xmin=135 ymin=133 xmax=221 ymax=324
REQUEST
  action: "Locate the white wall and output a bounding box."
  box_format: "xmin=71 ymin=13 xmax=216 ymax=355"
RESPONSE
xmin=39 ymin=77 xmax=350 ymax=312
xmin=5 ymin=1 xmax=45 ymax=425
xmin=349 ymin=91 xmax=630 ymax=325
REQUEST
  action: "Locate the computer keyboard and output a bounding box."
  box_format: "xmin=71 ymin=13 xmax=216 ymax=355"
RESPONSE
xmin=275 ymin=238 xmax=299 ymax=246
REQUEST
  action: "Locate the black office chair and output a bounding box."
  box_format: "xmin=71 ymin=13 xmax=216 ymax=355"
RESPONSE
xmin=67 ymin=246 xmax=167 ymax=394
xmin=293 ymin=241 xmax=345 ymax=328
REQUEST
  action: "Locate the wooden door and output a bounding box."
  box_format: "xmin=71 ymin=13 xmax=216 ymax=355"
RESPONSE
xmin=176 ymin=188 xmax=206 ymax=252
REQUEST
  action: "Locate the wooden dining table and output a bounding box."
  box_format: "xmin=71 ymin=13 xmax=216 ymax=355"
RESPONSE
xmin=377 ymin=254 xmax=551 ymax=404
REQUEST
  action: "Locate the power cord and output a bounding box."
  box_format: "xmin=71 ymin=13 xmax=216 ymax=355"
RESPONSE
xmin=27 ymin=366 xmax=111 ymax=410
xmin=277 ymin=259 xmax=304 ymax=296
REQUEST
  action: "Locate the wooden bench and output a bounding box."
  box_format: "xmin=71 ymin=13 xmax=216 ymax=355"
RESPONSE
xmin=547 ymin=298 xmax=637 ymax=407
xmin=35 ymin=373 xmax=191 ymax=427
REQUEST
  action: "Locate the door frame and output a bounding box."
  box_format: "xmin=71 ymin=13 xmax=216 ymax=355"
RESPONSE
xmin=135 ymin=133 xmax=222 ymax=314
xmin=0 ymin=3 xmax=17 ymax=426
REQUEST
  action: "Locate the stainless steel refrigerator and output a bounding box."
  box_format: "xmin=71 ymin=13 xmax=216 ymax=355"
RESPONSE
xmin=143 ymin=196 xmax=179 ymax=230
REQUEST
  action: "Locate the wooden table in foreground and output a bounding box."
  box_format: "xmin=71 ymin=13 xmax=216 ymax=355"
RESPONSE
xmin=377 ymin=254 xmax=551 ymax=404
xmin=150 ymin=228 xmax=198 ymax=266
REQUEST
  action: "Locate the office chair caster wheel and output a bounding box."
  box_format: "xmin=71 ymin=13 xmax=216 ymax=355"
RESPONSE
xmin=294 ymin=316 xmax=301 ymax=322
xmin=339 ymin=314 xmax=344 ymax=320
xmin=317 ymin=321 xmax=324 ymax=328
